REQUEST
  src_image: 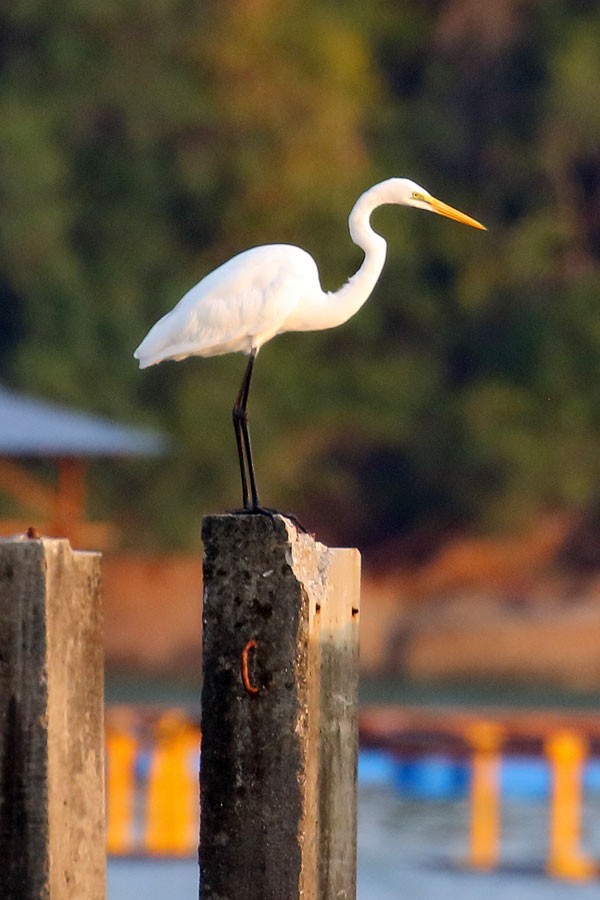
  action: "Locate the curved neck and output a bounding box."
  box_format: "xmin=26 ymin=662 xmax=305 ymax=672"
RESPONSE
xmin=325 ymin=184 xmax=388 ymax=327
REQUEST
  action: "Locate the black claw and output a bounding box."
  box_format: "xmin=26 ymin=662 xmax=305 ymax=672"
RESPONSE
xmin=227 ymin=506 xmax=311 ymax=535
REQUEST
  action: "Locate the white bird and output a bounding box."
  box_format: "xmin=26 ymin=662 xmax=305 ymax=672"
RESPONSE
xmin=134 ymin=177 xmax=485 ymax=515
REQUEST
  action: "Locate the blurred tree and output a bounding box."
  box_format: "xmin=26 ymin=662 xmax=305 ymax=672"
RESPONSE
xmin=2 ymin=1 xmax=600 ymax=551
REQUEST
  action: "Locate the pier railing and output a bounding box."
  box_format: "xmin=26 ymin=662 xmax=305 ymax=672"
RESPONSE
xmin=361 ymin=706 xmax=600 ymax=880
xmin=105 ymin=704 xmax=600 ymax=881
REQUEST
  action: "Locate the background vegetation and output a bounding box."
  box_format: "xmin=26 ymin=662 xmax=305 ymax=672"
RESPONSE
xmin=2 ymin=0 xmax=600 ymax=553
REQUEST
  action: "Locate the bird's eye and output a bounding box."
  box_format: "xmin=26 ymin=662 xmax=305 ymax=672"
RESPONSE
xmin=412 ymin=191 xmax=425 ymax=202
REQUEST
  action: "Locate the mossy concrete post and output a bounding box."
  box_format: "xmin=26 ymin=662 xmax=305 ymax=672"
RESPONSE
xmin=200 ymin=513 xmax=361 ymax=900
xmin=0 ymin=537 xmax=105 ymax=900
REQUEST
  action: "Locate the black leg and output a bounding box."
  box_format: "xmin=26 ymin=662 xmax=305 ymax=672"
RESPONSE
xmin=232 ymin=410 xmax=249 ymax=509
xmin=230 ymin=350 xmax=310 ymax=533
xmin=241 ymin=416 xmax=259 ymax=510
xmin=232 ymin=349 xmax=259 ymax=510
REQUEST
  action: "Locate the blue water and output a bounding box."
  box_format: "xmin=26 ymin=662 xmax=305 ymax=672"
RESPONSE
xmin=108 ymin=787 xmax=600 ymax=899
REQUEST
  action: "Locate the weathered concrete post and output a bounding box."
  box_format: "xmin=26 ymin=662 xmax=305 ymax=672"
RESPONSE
xmin=0 ymin=537 xmax=105 ymax=900
xmin=200 ymin=513 xmax=360 ymax=900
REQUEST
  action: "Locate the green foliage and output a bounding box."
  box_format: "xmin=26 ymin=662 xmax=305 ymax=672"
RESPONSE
xmin=3 ymin=0 xmax=600 ymax=550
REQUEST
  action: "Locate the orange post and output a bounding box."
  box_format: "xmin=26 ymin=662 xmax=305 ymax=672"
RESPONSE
xmin=465 ymin=721 xmax=504 ymax=870
xmin=144 ymin=711 xmax=201 ymax=856
xmin=546 ymin=730 xmax=596 ymax=880
xmin=106 ymin=729 xmax=138 ymax=855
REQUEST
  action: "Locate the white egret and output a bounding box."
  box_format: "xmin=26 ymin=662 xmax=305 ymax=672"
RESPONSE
xmin=134 ymin=178 xmax=485 ymax=514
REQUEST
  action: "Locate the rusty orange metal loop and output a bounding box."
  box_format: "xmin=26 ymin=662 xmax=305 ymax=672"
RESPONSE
xmin=241 ymin=639 xmax=260 ymax=695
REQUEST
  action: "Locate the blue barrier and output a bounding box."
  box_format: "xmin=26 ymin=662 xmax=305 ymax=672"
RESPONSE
xmin=500 ymin=756 xmax=550 ymax=799
xmin=394 ymin=754 xmax=468 ymax=799
xmin=358 ymin=749 xmax=399 ymax=787
xmin=358 ymin=750 xmax=600 ymax=800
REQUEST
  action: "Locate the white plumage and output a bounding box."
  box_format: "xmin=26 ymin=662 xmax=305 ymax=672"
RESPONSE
xmin=135 ymin=245 xmax=319 ymax=366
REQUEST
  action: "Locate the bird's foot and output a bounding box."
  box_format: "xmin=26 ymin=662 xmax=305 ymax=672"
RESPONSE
xmin=228 ymin=505 xmax=311 ymax=535
xmin=258 ymin=506 xmax=312 ymax=535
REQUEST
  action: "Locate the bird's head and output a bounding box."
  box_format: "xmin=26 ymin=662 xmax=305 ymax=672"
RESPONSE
xmin=381 ymin=178 xmax=486 ymax=230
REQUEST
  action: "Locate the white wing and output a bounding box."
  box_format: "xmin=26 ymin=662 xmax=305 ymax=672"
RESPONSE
xmin=134 ymin=244 xmax=320 ymax=368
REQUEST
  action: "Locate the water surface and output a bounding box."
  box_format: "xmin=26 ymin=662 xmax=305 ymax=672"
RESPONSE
xmin=108 ymin=788 xmax=600 ymax=899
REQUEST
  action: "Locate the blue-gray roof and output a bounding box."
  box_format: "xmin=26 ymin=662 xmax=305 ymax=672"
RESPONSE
xmin=0 ymin=385 xmax=167 ymax=457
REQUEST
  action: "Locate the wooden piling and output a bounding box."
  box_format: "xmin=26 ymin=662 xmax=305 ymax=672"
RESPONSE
xmin=0 ymin=537 xmax=105 ymax=900
xmin=199 ymin=513 xmax=360 ymax=900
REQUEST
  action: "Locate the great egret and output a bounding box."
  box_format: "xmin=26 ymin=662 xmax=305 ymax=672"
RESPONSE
xmin=134 ymin=177 xmax=485 ymax=514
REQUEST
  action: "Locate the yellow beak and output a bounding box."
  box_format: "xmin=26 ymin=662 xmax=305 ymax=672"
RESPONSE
xmin=428 ymin=195 xmax=487 ymax=231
